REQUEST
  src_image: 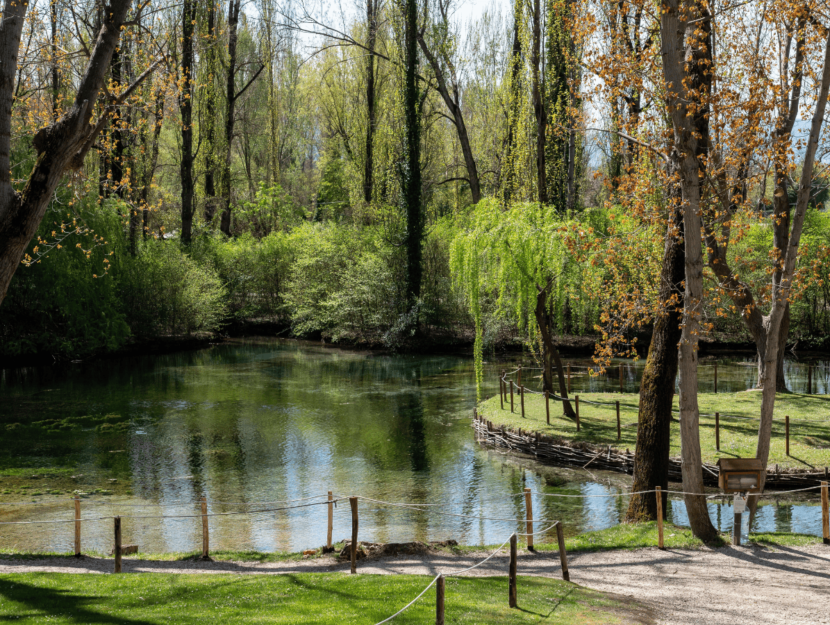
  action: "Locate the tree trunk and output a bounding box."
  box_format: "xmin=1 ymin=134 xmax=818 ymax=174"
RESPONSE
xmin=219 ymin=0 xmax=241 ymax=236
xmin=50 ymin=0 xmax=60 ymax=119
xmin=203 ymin=1 xmax=218 ymax=223
xmin=402 ymin=0 xmax=422 ymax=307
xmin=142 ymin=87 xmax=163 ymax=240
xmin=416 ymin=35 xmax=481 ymax=205
xmin=660 ymin=0 xmax=718 ymax=542
xmin=363 ymin=0 xmax=377 ymax=204
xmin=626 ymin=169 xmax=683 ymax=522
xmin=502 ymin=0 xmax=522 ymax=206
xmin=535 ymin=284 xmax=576 ymax=419
xmin=0 ymin=0 xmax=135 ymax=306
xmin=750 ymin=28 xmax=830 ymax=523
xmin=531 ymin=0 xmax=546 ymax=205
xmin=180 ymin=0 xmax=196 ymax=245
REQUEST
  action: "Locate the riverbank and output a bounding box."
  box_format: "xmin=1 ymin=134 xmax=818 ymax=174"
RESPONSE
xmin=477 ymin=391 xmax=830 ymax=472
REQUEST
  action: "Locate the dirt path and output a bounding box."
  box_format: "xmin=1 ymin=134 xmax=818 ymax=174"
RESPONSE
xmin=0 ymin=544 xmax=827 ymax=625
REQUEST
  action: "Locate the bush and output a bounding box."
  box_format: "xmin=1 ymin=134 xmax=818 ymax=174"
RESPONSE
xmin=193 ymin=232 xmax=292 ymax=322
xmin=120 ymin=241 xmax=227 ymax=337
xmin=0 ymin=198 xmax=130 ymax=359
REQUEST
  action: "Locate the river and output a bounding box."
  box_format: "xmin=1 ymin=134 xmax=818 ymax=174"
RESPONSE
xmin=0 ymin=338 xmax=825 ymax=553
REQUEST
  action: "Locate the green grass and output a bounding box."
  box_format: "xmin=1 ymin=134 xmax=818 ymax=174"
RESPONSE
xmin=479 ymin=391 xmax=830 ymax=468
xmin=0 ymin=573 xmax=652 ymax=624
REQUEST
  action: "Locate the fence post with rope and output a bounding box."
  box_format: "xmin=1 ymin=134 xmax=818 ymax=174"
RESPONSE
xmin=436 ymin=574 xmax=445 ymax=624
xmin=74 ymin=496 xmax=81 ymax=557
xmin=555 ymin=521 xmax=569 ymax=581
xmin=524 ymin=488 xmax=533 ymax=550
xmin=201 ymin=496 xmax=209 ymax=559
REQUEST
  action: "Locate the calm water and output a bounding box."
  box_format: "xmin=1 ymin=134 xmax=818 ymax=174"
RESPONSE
xmin=0 ymin=339 xmax=824 ymax=553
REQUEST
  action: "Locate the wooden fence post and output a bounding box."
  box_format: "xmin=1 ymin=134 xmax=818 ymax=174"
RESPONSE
xmin=508 ymin=534 xmax=517 ymax=608
xmin=500 ymin=375 xmax=504 ymax=410
xmin=808 ymin=365 xmax=813 ymax=395
xmin=113 ymin=516 xmax=122 ymax=574
xmin=567 ymin=364 xmax=571 ymax=393
xmin=575 ymin=396 xmax=580 ymax=432
xmin=201 ymin=496 xmax=209 ymax=559
xmin=510 ymin=381 xmax=514 ymax=413
xmin=524 ymin=487 xmax=534 ymax=550
xmin=545 ymin=391 xmax=550 ymax=425
xmin=619 ymin=364 xmax=623 ymax=393
xmin=821 ymin=481 xmax=829 ymax=545
xmin=786 ymin=415 xmax=790 ymax=456
xmin=714 ymin=362 xmax=718 ymax=394
xmin=616 ymin=401 xmax=621 ymax=441
xmin=520 ymin=386 xmax=525 ymax=418
xmin=518 ymin=365 xmax=522 ymax=387
xmin=327 ymin=491 xmax=333 ymax=551
xmin=555 ymin=522 xmax=569 ymax=581
xmin=656 ymin=486 xmax=664 ymax=549
xmin=74 ymin=496 xmax=81 ymax=557
xmin=350 ymin=497 xmax=358 ymax=574
xmin=715 ymin=412 xmax=720 ymax=451
xmin=436 ymin=574 xmax=445 ymax=624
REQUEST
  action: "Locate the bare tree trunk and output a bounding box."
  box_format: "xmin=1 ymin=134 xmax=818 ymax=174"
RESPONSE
xmin=363 ymin=0 xmax=377 ymax=204
xmin=502 ymin=1 xmax=522 ymax=205
xmin=219 ymin=0 xmax=242 ymax=236
xmin=531 ymin=0 xmax=546 ymax=205
xmin=180 ymin=0 xmax=196 ymax=244
xmin=627 ymin=169 xmax=683 ymax=522
xmin=203 ymin=0 xmax=218 ymax=224
xmin=49 ymin=0 xmax=60 ymax=119
xmin=0 ymin=0 xmax=138 ymax=306
xmin=142 ymin=87 xmax=163 ymax=240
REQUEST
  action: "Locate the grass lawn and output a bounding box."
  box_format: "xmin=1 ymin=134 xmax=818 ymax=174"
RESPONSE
xmin=0 ymin=573 xmax=651 ymax=624
xmin=478 ymin=391 xmax=830 ymax=468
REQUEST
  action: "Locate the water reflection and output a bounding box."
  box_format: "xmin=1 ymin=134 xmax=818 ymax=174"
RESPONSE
xmin=0 ymin=339 xmax=825 ymax=553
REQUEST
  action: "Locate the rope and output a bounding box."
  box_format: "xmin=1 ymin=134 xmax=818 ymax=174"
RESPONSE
xmin=373 ymin=575 xmax=441 ymax=624
xmin=373 ymin=533 xmax=517 ymax=624
xmin=354 ymin=496 xmax=553 ymax=524
xmin=0 ymin=499 xmax=338 ymax=524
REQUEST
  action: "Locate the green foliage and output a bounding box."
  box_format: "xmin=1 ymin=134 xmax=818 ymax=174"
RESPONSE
xmin=0 ymin=198 xmax=130 ymax=359
xmin=283 ymin=222 xmax=403 ymax=342
xmin=235 ymin=183 xmax=304 ymax=237
xmin=193 ymin=231 xmax=293 ymax=321
xmin=120 ymin=240 xmax=227 ymax=337
xmin=451 ymin=200 xmax=597 ymax=390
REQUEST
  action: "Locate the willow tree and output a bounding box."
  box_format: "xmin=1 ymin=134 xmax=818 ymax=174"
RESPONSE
xmin=451 ymin=199 xmax=578 ymax=415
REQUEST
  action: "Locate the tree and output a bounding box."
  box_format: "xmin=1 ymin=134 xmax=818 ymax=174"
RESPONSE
xmin=0 ymin=0 xmax=152 ymax=307
xmin=401 ymin=0 xmax=423 ymax=308
xmin=180 ymin=0 xmax=197 ymax=244
xmin=417 ymin=0 xmax=482 ymax=204
xmin=659 ymin=0 xmax=718 ymax=541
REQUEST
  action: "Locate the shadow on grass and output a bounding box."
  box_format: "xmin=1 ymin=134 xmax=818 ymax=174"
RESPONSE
xmin=0 ymin=579 xmax=155 ymax=624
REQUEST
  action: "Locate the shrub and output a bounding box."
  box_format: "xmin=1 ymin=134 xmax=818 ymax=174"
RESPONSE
xmin=120 ymin=241 xmax=227 ymax=337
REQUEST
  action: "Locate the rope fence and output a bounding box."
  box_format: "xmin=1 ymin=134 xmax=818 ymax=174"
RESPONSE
xmin=496 ymin=365 xmax=830 ymax=465
xmin=0 ymin=483 xmax=828 ymax=621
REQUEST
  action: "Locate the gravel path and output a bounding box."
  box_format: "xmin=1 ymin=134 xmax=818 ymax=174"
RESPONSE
xmin=0 ymin=544 xmax=827 ymax=625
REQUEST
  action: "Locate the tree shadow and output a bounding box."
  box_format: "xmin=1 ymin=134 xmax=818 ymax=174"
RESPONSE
xmin=0 ymin=579 xmax=156 ymax=624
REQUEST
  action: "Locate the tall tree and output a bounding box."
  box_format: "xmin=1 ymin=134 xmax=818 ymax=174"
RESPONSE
xmin=0 ymin=0 xmax=148 ymax=306
xmin=660 ymin=0 xmax=718 ymax=541
xmin=417 ymin=0 xmax=482 ymax=204
xmin=179 ymin=0 xmax=197 ymax=244
xmin=401 ymin=0 xmax=422 ymax=307
xmin=364 ymin=0 xmax=379 ymax=204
